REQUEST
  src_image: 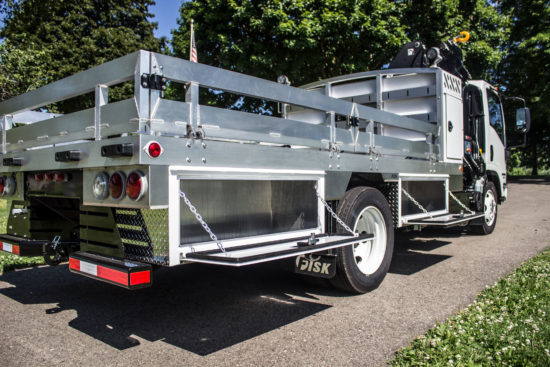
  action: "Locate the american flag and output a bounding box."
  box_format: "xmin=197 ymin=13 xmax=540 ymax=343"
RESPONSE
xmin=190 ymin=19 xmax=198 ymax=63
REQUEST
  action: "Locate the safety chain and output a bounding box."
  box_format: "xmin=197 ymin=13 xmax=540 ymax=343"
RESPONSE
xmin=401 ymin=187 xmax=433 ymax=218
xmin=314 ymin=185 xmax=358 ymax=237
xmin=449 ymin=190 xmax=475 ymax=214
xmin=179 ymin=190 xmax=226 ymax=253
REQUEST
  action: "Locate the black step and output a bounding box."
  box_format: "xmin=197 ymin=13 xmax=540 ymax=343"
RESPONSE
xmin=69 ymin=251 xmax=152 ymax=289
xmin=0 ymin=234 xmax=48 ymax=257
xmin=185 ymin=233 xmax=372 ymax=266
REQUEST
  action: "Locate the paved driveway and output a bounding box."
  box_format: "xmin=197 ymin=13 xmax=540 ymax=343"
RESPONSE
xmin=1 ymin=180 xmax=549 ymax=366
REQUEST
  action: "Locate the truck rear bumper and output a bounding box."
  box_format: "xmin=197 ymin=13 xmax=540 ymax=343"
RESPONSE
xmin=0 ymin=234 xmax=48 ymax=257
xmin=69 ymin=251 xmax=152 ymax=289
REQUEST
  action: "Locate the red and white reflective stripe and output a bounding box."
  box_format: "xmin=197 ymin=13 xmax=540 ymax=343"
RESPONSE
xmin=69 ymin=258 xmax=150 ymax=287
xmin=130 ymin=271 xmax=150 ymax=286
xmin=0 ymin=241 xmax=19 ymax=255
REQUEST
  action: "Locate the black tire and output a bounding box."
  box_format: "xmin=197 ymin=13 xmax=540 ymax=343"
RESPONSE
xmin=330 ymin=186 xmax=394 ymax=294
xmin=470 ymin=181 xmax=498 ymax=235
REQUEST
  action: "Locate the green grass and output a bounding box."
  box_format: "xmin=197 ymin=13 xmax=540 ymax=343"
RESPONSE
xmin=391 ymin=248 xmax=550 ymax=367
xmin=0 ymin=200 xmax=44 ymax=273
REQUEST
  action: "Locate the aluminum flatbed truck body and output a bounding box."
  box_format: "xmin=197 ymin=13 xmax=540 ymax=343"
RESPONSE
xmin=0 ymin=49 xmax=520 ymax=292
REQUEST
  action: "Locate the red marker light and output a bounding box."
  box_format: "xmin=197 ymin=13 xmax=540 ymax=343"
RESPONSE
xmin=109 ymin=171 xmax=126 ymax=200
xmin=147 ymin=142 xmax=162 ymax=158
xmin=126 ymin=171 xmax=147 ymax=201
xmin=34 ymin=173 xmax=44 ymax=182
xmin=54 ymin=172 xmax=66 ymax=182
xmin=0 ymin=177 xmax=5 ymax=194
xmin=45 ymin=172 xmax=55 ymax=182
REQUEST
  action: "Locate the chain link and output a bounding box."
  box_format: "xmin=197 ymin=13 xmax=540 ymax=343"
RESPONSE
xmin=449 ymin=190 xmax=475 ymax=214
xmin=179 ymin=190 xmax=226 ymax=253
xmin=401 ymin=187 xmax=433 ymax=218
xmin=314 ymin=185 xmax=358 ymax=237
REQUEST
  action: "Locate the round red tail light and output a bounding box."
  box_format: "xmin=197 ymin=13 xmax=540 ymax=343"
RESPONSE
xmin=109 ymin=171 xmax=126 ymax=200
xmin=126 ymin=171 xmax=147 ymax=201
xmin=54 ymin=172 xmax=66 ymax=182
xmin=0 ymin=177 xmax=5 ymax=194
xmin=34 ymin=173 xmax=44 ymax=182
xmin=45 ymin=172 xmax=55 ymax=182
xmin=147 ymin=141 xmax=162 ymax=158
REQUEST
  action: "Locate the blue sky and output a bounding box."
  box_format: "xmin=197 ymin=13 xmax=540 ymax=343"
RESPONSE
xmin=0 ymin=1 xmax=182 ymax=40
xmin=150 ymin=0 xmax=182 ymax=40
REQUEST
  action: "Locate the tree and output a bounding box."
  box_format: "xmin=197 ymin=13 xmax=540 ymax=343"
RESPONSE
xmin=0 ymin=0 xmax=163 ymax=112
xmin=402 ymin=0 xmax=510 ymax=82
xmin=172 ymin=0 xmax=409 ymax=87
xmin=499 ymin=0 xmax=550 ymax=175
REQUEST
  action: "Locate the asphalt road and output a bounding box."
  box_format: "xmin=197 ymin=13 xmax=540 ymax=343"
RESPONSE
xmin=1 ymin=180 xmax=549 ymax=367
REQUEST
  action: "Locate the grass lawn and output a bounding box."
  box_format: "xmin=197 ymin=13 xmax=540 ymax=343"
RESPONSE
xmin=0 ymin=200 xmax=44 ymax=273
xmin=391 ymin=248 xmax=550 ymax=366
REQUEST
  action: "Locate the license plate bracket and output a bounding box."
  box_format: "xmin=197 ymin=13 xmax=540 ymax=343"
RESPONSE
xmin=294 ymin=254 xmax=336 ymax=279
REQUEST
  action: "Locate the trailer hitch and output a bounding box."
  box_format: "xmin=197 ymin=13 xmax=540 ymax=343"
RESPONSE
xmin=43 ymin=236 xmax=79 ymax=266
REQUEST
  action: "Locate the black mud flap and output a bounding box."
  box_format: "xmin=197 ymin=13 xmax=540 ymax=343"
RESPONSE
xmin=0 ymin=234 xmax=48 ymax=257
xmin=69 ymin=251 xmax=152 ymax=290
xmin=294 ymin=254 xmax=337 ymax=279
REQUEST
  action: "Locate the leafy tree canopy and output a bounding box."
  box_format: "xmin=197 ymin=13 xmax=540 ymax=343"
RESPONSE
xmin=0 ymin=0 xmax=163 ymax=111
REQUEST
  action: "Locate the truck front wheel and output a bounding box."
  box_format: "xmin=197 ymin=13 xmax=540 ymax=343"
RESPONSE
xmin=330 ymin=187 xmax=394 ymax=294
xmin=471 ymin=181 xmax=498 ymax=235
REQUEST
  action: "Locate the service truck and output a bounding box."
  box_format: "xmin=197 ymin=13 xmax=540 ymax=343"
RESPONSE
xmin=0 ymin=33 xmax=530 ymax=293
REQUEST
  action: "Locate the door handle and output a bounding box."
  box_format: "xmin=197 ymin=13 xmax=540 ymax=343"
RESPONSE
xmin=490 ymin=145 xmax=494 ymax=161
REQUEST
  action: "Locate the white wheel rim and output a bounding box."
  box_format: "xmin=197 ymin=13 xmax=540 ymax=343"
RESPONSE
xmin=484 ymin=189 xmax=497 ymax=226
xmin=352 ymin=206 xmax=387 ymax=275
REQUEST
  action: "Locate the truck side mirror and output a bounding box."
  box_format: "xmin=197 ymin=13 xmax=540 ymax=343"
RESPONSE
xmin=516 ymin=107 xmax=531 ymax=133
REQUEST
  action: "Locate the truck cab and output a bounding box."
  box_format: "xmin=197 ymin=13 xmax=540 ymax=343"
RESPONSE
xmin=465 ymin=80 xmax=507 ymax=202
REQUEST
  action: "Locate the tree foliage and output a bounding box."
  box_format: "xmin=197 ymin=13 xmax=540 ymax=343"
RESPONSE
xmin=0 ymin=0 xmax=163 ymax=112
xmin=499 ymin=0 xmax=550 ymax=174
xmin=172 ymin=0 xmax=409 ymax=86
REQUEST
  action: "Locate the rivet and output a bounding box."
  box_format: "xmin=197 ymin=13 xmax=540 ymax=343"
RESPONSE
xmin=202 ymin=158 xmax=206 ymax=163
xmin=186 ymin=157 xmax=191 ymax=163
xmin=202 ymin=142 xmax=206 ymax=149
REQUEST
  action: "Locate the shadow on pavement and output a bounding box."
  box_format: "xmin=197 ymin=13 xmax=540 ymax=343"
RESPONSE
xmin=0 ymin=262 xmax=330 ymax=355
xmin=389 ymin=231 xmax=453 ymax=276
xmin=0 ymin=230 xmax=455 ymax=354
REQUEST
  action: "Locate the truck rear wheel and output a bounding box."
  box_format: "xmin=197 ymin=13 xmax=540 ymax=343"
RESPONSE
xmin=330 ymin=187 xmax=394 ymax=294
xmin=470 ymin=181 xmax=498 ymax=235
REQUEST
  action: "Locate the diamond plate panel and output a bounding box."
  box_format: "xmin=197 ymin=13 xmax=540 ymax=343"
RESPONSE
xmin=114 ymin=208 xmax=169 ymax=265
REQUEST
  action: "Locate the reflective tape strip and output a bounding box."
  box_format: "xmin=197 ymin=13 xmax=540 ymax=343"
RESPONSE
xmin=69 ymin=258 xmax=80 ymax=271
xmin=130 ymin=271 xmax=151 ymax=286
xmin=12 ymin=245 xmax=20 ymax=255
xmin=2 ymin=242 xmax=13 ymax=253
xmin=97 ymin=266 xmax=128 ymax=285
xmin=79 ymin=260 xmax=98 ymax=277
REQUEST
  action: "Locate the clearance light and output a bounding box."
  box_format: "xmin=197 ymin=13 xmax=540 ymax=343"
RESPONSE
xmin=145 ymin=141 xmax=163 ymax=158
xmin=34 ymin=173 xmax=44 ymax=182
xmin=109 ymin=171 xmax=126 ymax=200
xmin=92 ymin=172 xmax=109 ymax=199
xmin=126 ymin=171 xmax=147 ymax=201
xmin=45 ymin=172 xmax=55 ymax=182
xmin=0 ymin=177 xmax=5 ymax=194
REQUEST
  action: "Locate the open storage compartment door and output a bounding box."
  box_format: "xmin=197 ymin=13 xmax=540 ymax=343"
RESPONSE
xmin=165 ymin=166 xmax=366 ymax=266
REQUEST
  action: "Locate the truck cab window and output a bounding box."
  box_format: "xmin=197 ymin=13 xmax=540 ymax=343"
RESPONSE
xmin=487 ymin=89 xmax=505 ymax=143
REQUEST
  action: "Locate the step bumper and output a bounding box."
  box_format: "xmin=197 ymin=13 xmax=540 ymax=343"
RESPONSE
xmin=69 ymin=251 xmax=152 ymax=289
xmin=0 ymin=234 xmax=48 ymax=257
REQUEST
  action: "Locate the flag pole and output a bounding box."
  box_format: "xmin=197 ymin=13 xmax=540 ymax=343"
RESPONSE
xmin=189 ymin=19 xmax=194 ymax=62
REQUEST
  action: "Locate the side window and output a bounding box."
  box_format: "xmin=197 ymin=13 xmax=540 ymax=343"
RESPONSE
xmin=486 ymin=89 xmax=505 ymax=144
